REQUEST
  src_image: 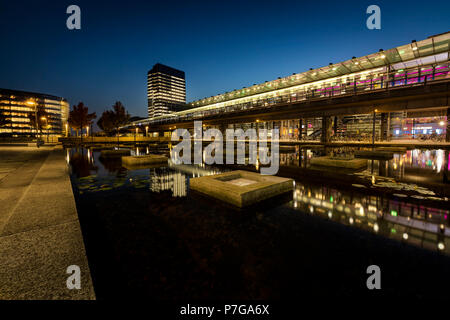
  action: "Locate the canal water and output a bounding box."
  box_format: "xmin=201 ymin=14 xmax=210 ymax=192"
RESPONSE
xmin=67 ymin=146 xmax=450 ymax=299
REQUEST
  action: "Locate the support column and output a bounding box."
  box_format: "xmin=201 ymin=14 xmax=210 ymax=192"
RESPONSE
xmin=446 ymin=108 xmax=450 ymax=142
xmin=299 ymin=119 xmax=303 ymax=140
xmin=333 ymin=116 xmax=337 ymax=139
xmin=372 ymin=111 xmax=376 ymax=146
xmin=321 ymin=116 xmax=332 ymax=144
xmin=380 ymin=112 xmax=388 ymax=141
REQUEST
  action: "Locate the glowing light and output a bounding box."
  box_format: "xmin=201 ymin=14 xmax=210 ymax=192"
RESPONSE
xmin=439 ymin=121 xmax=445 ymax=126
xmin=330 ymin=196 xmax=334 ymax=203
xmin=349 ymin=217 xmax=354 ymax=224
xmin=391 ymin=210 xmax=398 ymax=217
xmin=438 ymin=242 xmax=445 ymax=251
xmin=402 ymin=233 xmax=408 ymax=240
xmin=373 ymin=223 xmax=379 ymax=232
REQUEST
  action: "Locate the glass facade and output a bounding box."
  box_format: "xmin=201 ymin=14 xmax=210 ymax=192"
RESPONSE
xmin=147 ymin=63 xmax=186 ymax=118
xmin=0 ymin=88 xmax=69 ymax=137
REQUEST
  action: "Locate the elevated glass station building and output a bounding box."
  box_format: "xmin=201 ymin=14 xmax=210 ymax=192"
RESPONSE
xmin=132 ymin=32 xmax=450 ymax=142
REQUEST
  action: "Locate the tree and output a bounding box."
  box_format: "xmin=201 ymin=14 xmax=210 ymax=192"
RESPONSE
xmin=68 ymin=102 xmax=96 ymax=137
xmin=97 ymin=110 xmax=115 ymax=136
xmin=111 ymin=101 xmax=130 ymax=134
xmin=111 ymin=101 xmax=130 ymax=147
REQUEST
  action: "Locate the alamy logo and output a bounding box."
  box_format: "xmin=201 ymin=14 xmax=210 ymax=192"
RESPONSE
xmin=171 ymin=121 xmax=280 ymax=175
xmin=66 ymin=265 xmax=81 ymax=290
xmin=366 ymin=265 xmax=381 ymax=289
xmin=366 ymin=5 xmax=381 ymax=30
xmin=66 ymin=5 xmax=81 ymax=30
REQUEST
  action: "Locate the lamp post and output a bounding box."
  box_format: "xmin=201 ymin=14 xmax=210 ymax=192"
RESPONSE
xmin=41 ymin=116 xmax=48 ymax=143
xmin=26 ymin=100 xmax=40 ymax=147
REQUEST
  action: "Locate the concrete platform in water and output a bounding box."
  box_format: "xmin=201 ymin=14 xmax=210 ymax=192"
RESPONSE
xmin=310 ymin=156 xmax=368 ymax=169
xmin=190 ymin=170 xmax=293 ymax=207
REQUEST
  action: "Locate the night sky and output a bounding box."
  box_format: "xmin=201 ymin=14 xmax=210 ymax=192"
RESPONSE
xmin=1 ymin=0 xmax=449 ymax=118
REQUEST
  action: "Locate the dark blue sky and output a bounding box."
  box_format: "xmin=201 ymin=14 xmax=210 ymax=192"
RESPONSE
xmin=1 ymin=0 xmax=449 ymax=117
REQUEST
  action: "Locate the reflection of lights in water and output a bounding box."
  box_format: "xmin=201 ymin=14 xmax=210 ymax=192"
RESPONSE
xmin=436 ymin=150 xmax=444 ymax=173
xmin=371 ymin=175 xmax=376 ymax=184
xmin=438 ymin=242 xmax=445 ymax=251
xmin=66 ymin=150 xmax=70 ymax=164
xmin=393 ymin=163 xmax=398 ymax=170
xmin=293 ymin=201 xmax=297 ymax=208
xmin=373 ymin=223 xmax=379 ymax=233
xmin=402 ymin=233 xmax=409 ymax=240
xmin=349 ymin=217 xmax=354 ymax=224
xmin=309 ymin=206 xmax=314 ymax=213
xmin=328 ymin=211 xmax=332 ymax=219
xmin=149 ymin=170 xmax=187 ymax=197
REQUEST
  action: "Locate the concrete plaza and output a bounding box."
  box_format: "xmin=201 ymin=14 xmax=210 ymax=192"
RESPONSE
xmin=0 ymin=146 xmax=95 ymax=300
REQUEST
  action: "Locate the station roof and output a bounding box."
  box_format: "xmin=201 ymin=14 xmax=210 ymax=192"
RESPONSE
xmin=190 ymin=31 xmax=450 ymax=108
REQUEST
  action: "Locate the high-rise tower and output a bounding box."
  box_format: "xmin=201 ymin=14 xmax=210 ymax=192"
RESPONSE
xmin=147 ymin=63 xmax=186 ymax=118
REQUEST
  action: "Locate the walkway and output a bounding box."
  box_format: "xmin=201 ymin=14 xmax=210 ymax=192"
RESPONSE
xmin=0 ymin=146 xmax=95 ymax=299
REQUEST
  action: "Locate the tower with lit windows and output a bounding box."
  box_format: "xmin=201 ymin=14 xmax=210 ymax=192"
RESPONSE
xmin=147 ymin=63 xmax=186 ymax=118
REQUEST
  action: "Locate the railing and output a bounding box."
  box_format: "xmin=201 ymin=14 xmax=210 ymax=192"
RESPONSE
xmin=140 ymin=61 xmax=450 ymax=127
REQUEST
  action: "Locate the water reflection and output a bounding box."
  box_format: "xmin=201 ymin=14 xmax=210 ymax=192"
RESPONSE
xmin=278 ymin=147 xmax=450 ymax=185
xmin=68 ymin=146 xmax=450 ymax=255
xmin=68 ymin=148 xmax=98 ymax=178
xmin=291 ymin=182 xmax=450 ymax=254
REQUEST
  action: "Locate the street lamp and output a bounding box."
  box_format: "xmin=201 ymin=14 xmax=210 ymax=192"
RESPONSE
xmin=41 ymin=117 xmax=49 ymax=143
xmin=27 ymin=100 xmax=40 ymax=146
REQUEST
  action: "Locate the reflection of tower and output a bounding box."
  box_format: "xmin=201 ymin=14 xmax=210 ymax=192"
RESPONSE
xmin=149 ymin=169 xmax=186 ymax=197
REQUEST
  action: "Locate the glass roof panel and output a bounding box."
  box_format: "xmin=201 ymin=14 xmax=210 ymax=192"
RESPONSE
xmin=433 ymin=33 xmax=450 ymax=53
xmin=397 ymin=44 xmax=415 ymax=61
xmin=359 ymin=56 xmax=373 ymax=68
xmin=385 ymin=48 xmax=402 ymax=63
xmin=417 ymin=38 xmax=433 ymax=57
xmin=367 ymin=52 xmax=385 ymax=67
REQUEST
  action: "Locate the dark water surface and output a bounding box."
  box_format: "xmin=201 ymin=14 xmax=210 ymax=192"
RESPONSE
xmin=68 ymin=146 xmax=450 ymax=300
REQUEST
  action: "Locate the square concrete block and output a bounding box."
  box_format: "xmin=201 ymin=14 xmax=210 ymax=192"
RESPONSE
xmin=310 ymin=156 xmax=367 ymax=169
xmin=121 ymin=154 xmax=168 ymax=167
xmin=190 ymin=170 xmax=293 ymax=207
xmin=100 ymin=149 xmax=130 ymax=158
xmin=354 ymin=150 xmax=394 ymax=160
